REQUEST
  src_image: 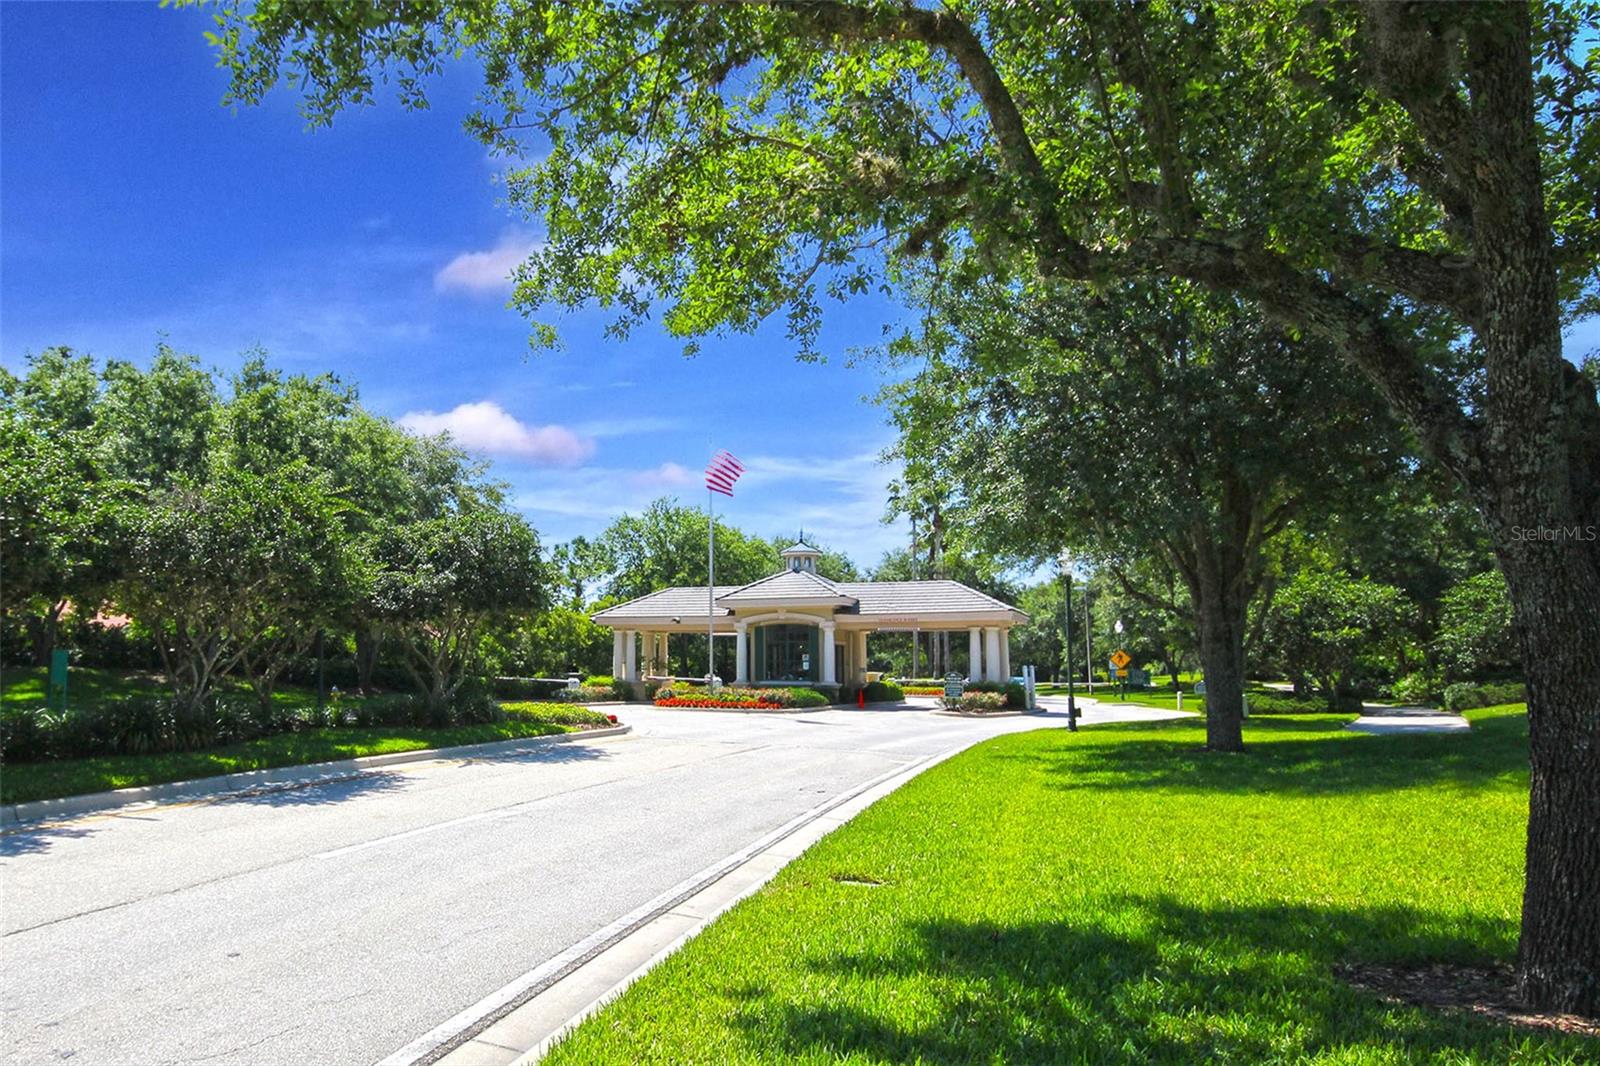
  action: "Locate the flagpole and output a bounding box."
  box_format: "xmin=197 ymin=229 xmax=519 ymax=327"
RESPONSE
xmin=708 ymin=481 xmax=716 ymax=688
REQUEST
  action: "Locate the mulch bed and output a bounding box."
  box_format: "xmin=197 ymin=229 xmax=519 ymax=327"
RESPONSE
xmin=1335 ymin=962 xmax=1599 ymax=1038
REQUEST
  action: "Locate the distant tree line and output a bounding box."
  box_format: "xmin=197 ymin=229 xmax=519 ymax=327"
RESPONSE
xmin=2 ymin=347 xmax=543 ymax=714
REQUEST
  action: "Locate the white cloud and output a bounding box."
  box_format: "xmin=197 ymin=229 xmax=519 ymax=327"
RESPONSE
xmin=434 ymin=232 xmax=543 ymax=295
xmin=399 ymin=401 xmax=595 ymax=466
xmin=628 ymin=461 xmax=695 ymax=489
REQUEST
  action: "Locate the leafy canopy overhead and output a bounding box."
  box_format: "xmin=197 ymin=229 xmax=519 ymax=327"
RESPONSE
xmin=200 ymin=1 xmax=1597 ymax=354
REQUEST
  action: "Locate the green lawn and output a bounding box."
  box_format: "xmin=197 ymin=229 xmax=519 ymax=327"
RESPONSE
xmin=2 ymin=665 xmax=171 ymax=708
xmin=1 ymin=664 xmax=345 ymax=711
xmin=1038 ymin=679 xmax=1320 ymax=715
xmin=1 ymin=705 xmax=609 ymax=806
xmin=546 ymin=706 xmax=1589 ymax=1064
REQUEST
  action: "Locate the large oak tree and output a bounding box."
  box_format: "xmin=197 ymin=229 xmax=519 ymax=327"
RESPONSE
xmin=197 ymin=0 xmax=1600 ymax=1012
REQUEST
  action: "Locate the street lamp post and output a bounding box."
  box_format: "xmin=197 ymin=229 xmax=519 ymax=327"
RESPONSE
xmin=1114 ymin=618 xmax=1125 ymax=700
xmin=1059 ymin=551 xmax=1077 ymax=732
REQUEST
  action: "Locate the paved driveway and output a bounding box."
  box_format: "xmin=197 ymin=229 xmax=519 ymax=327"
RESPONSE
xmin=2 ymin=702 xmax=1183 ymax=1066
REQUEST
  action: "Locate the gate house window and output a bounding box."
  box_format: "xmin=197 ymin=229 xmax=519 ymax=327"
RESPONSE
xmin=762 ymin=624 xmax=815 ymax=682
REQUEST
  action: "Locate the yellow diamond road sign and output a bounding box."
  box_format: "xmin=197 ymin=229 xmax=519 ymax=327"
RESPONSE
xmin=1110 ymin=649 xmax=1132 ymax=669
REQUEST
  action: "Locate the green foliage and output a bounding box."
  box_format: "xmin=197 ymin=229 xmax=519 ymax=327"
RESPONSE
xmin=371 ymin=509 xmax=546 ymax=710
xmin=861 ymin=680 xmax=904 ymax=703
xmin=1264 ymin=567 xmax=1412 ymax=702
xmin=489 ymin=605 xmax=612 ymax=679
xmin=119 ymin=466 xmax=357 ymax=711
xmin=496 ymin=701 xmax=613 ymax=728
xmin=654 ymin=685 xmax=830 ymax=709
xmin=1389 ymin=672 xmax=1438 ymax=706
xmin=947 ymin=690 xmax=1008 ymax=713
xmin=0 ymin=714 xmax=582 ymax=806
xmin=963 ymin=680 xmax=1028 ymax=709
xmin=592 ymin=498 xmax=782 ymax=602
xmin=1434 ymin=570 xmax=1519 ymax=682
xmin=1443 ymin=682 xmax=1529 ymax=714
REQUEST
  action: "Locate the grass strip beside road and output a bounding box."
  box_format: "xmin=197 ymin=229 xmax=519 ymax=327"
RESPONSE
xmin=1 ymin=705 xmax=611 ymax=806
xmin=547 ymin=706 xmax=1591 ymax=1064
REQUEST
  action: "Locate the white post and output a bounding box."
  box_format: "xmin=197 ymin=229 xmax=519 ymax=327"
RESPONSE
xmin=624 ymin=630 xmax=638 ymax=682
xmin=735 ymin=621 xmax=749 ymax=685
xmin=969 ymin=627 xmax=982 ymax=682
xmin=985 ymin=627 xmax=1002 ymax=683
xmin=707 ymin=487 xmax=716 ymax=686
xmin=855 ymin=630 xmax=869 ymax=683
xmin=612 ymin=630 xmax=625 ymax=678
xmin=999 ymin=629 xmax=1012 ymax=682
xmin=821 ymin=623 xmax=836 ymax=685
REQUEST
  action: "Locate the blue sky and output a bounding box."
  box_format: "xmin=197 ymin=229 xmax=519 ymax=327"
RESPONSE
xmin=0 ymin=1 xmax=915 ymax=567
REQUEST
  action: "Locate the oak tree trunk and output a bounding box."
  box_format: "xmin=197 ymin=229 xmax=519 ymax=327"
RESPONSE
xmin=354 ymin=622 xmax=381 ymax=695
xmin=1500 ymin=542 xmax=1600 ymax=1016
xmin=1191 ymin=545 xmax=1250 ymax=753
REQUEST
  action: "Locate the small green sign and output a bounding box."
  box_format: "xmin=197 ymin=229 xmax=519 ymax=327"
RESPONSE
xmin=47 ymin=647 xmax=69 ymax=712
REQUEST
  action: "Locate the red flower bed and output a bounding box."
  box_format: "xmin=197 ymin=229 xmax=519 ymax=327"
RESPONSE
xmin=654 ymin=696 xmax=782 ymax=709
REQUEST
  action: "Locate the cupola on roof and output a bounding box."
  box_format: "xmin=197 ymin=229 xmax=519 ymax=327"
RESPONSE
xmin=779 ymin=539 xmax=821 ymax=573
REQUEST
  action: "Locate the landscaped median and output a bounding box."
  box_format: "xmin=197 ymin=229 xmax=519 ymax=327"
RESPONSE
xmin=0 ymin=702 xmax=615 ymax=807
xmin=652 ymin=685 xmax=831 ymax=711
xmin=543 ymin=705 xmax=1592 ymax=1063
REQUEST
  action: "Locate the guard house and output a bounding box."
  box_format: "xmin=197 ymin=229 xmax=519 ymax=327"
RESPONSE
xmin=592 ymin=541 xmax=1028 ymax=695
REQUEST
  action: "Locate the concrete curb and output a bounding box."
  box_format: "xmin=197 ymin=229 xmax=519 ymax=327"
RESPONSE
xmin=394 ymin=723 xmax=1064 ymax=1066
xmin=0 ymin=725 xmax=632 ymax=828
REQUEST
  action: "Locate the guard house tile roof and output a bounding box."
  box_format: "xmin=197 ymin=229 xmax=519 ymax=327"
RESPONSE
xmin=714 ymin=569 xmax=856 ymax=606
xmin=837 ymin=579 xmax=1022 ymax=616
xmin=779 ymin=541 xmax=820 ymax=556
xmin=592 ymin=577 xmax=1026 ymax=621
xmin=592 ymin=585 xmax=742 ymax=620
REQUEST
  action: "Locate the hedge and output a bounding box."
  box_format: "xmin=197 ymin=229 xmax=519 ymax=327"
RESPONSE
xmin=653 ymin=686 xmax=830 ymax=709
xmin=863 ymin=680 xmax=905 ymax=702
xmin=1442 ymin=681 xmax=1527 ymax=712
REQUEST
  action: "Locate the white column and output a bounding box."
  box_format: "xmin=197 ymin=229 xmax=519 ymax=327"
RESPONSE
xmin=855 ymin=631 xmax=869 ymax=683
xmin=612 ymin=630 xmax=625 ymax=678
xmin=624 ymin=630 xmax=638 ymax=682
xmin=821 ymin=622 xmax=837 ymax=685
xmin=984 ymin=627 xmax=1002 ymax=682
xmin=999 ymin=628 xmax=1011 ymax=681
xmin=969 ymin=627 xmax=982 ymax=681
xmin=735 ymin=622 xmax=749 ymax=685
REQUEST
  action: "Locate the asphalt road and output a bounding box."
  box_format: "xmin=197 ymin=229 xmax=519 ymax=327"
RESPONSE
xmin=2 ymin=699 xmax=1182 ymax=1066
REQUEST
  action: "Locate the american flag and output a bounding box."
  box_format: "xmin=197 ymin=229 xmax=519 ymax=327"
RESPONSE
xmin=704 ymin=449 xmax=746 ymax=497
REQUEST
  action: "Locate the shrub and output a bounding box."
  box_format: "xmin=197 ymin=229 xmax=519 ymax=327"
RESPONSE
xmin=492 ymin=676 xmax=568 ymax=700
xmin=1 ymin=706 xmax=52 ymax=762
xmin=901 ymin=685 xmax=943 ymax=696
xmin=652 ymin=686 xmax=830 ymax=709
xmin=948 ymin=690 xmax=1007 ymax=713
xmin=863 ymin=680 xmax=905 ymax=702
xmin=499 ymin=701 xmax=612 ymax=728
xmin=964 ymin=681 xmax=1027 ymax=708
xmin=1389 ymin=672 xmax=1437 ymax=705
xmin=1242 ymin=691 xmax=1344 ymax=715
xmin=1442 ymin=681 xmax=1527 ymax=712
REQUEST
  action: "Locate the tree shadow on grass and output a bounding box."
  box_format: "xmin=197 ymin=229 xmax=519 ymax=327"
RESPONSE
xmin=994 ymin=713 xmax=1529 ymax=798
xmin=736 ymin=896 xmax=1587 ymax=1063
